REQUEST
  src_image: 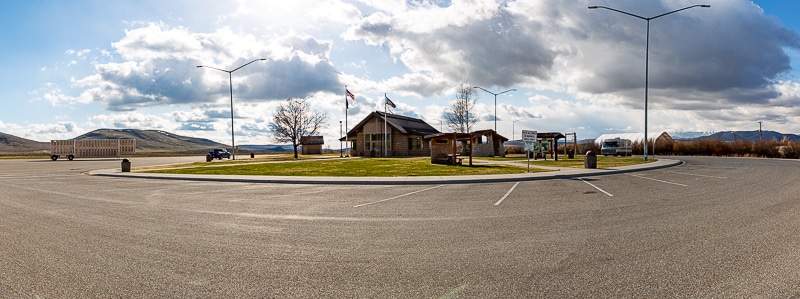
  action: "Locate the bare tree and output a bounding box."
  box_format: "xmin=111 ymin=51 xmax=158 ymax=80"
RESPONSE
xmin=269 ymin=97 xmax=329 ymax=159
xmin=443 ymin=84 xmax=479 ymax=133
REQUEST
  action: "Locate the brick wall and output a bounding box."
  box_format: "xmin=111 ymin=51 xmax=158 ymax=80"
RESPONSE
xmin=429 ymin=139 xmax=452 ymax=163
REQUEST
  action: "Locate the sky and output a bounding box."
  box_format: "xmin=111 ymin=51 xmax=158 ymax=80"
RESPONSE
xmin=1 ymin=0 xmax=799 ymax=148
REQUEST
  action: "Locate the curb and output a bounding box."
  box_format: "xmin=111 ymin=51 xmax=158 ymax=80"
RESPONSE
xmin=89 ymin=159 xmax=683 ymax=185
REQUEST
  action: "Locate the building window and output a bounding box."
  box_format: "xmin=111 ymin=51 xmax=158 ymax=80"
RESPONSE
xmin=408 ymin=137 xmax=422 ymax=150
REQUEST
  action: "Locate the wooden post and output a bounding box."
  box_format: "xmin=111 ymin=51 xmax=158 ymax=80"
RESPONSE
xmin=452 ymin=133 xmax=457 ymax=164
xmin=573 ymin=132 xmax=577 ymax=154
xmin=469 ymin=132 xmax=473 ymax=166
xmin=554 ymin=137 xmax=558 ymax=161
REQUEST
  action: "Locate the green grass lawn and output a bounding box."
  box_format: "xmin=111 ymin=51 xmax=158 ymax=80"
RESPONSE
xmin=144 ymin=154 xmax=654 ymax=177
xmin=147 ymin=156 xmax=543 ymax=176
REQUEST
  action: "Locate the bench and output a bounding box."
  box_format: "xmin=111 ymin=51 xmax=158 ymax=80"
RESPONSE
xmin=447 ymin=154 xmax=463 ymax=166
xmin=434 ymin=157 xmax=451 ymax=165
xmin=433 ymin=155 xmax=463 ymax=165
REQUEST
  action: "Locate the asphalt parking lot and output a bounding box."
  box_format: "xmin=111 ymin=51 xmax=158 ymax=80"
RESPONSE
xmin=1 ymin=156 xmax=799 ymax=297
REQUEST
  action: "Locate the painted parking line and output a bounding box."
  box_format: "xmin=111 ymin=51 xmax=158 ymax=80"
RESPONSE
xmin=626 ymin=174 xmax=688 ymax=187
xmin=577 ymin=178 xmax=614 ymax=197
xmin=665 ymin=170 xmax=727 ymax=179
xmin=353 ymin=185 xmax=445 ymax=208
xmin=494 ymin=182 xmax=520 ymax=206
xmin=230 ymin=187 xmax=352 ymax=202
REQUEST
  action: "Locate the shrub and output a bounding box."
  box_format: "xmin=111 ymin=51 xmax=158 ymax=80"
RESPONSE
xmin=580 ymin=140 xmax=600 ymax=155
xmin=505 ymin=145 xmax=525 ymax=155
xmin=781 ymin=140 xmax=800 ymax=159
xmin=669 ymin=138 xmax=798 ymax=159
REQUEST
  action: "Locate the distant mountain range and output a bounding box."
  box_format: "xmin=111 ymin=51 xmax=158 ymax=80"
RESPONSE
xmin=691 ymin=130 xmax=800 ymax=142
xmin=668 ymin=131 xmax=717 ymax=139
xmin=504 ymin=130 xmax=799 ymax=145
xmin=239 ymin=144 xmax=294 ymax=152
xmin=0 ymin=129 xmax=293 ymax=155
xmin=3 ymin=129 xmax=797 ymax=155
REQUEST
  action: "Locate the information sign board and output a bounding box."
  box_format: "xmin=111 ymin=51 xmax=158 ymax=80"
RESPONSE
xmin=522 ymin=130 xmax=537 ymax=151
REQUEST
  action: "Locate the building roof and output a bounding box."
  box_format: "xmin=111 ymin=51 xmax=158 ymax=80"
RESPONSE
xmin=424 ymin=129 xmax=508 ymax=142
xmin=299 ymin=136 xmax=324 ymax=145
xmin=594 ymin=132 xmax=672 ymax=144
xmin=536 ymin=132 xmax=566 ymax=139
xmin=345 ymin=111 xmax=440 ymax=139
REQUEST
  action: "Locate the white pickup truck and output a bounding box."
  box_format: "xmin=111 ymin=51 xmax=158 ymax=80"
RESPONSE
xmin=50 ymin=139 xmax=136 ymax=161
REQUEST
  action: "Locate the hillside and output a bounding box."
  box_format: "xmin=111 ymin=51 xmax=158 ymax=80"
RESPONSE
xmin=73 ymin=129 xmax=230 ymax=153
xmin=692 ymin=130 xmax=800 ymax=142
xmin=0 ymin=129 xmax=231 ymax=155
xmin=0 ymin=129 xmax=295 ymax=155
xmin=0 ymin=132 xmax=49 ymax=154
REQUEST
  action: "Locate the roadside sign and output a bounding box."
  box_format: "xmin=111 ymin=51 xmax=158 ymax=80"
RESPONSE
xmin=522 ymin=130 xmax=537 ymax=142
xmin=522 ymin=130 xmax=537 ymax=172
xmin=522 ymin=130 xmax=537 ymax=151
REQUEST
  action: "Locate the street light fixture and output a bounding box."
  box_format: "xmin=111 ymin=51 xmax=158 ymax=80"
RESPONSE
xmin=197 ymin=58 xmax=266 ymax=160
xmin=512 ymin=119 xmax=522 ymax=142
xmin=473 ymin=86 xmax=516 ymax=132
xmin=588 ymin=4 xmax=709 ymax=160
xmin=428 ymin=119 xmax=444 ymax=132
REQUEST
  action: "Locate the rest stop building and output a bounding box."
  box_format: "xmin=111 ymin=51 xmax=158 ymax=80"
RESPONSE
xmin=340 ymin=111 xmax=508 ymax=164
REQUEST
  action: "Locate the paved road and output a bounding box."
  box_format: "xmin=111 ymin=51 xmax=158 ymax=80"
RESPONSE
xmin=1 ymin=156 xmax=799 ymax=298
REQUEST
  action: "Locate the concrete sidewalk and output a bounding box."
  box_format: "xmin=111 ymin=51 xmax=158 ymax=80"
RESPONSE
xmin=89 ymin=158 xmax=683 ymax=185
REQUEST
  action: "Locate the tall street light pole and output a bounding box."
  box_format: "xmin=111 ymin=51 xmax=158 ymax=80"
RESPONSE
xmin=429 ymin=119 xmax=443 ymax=132
xmin=197 ymin=58 xmax=266 ymax=160
xmin=512 ymin=119 xmax=522 ymax=142
xmin=589 ymin=4 xmax=709 ymax=161
xmin=473 ymin=87 xmax=516 ymax=132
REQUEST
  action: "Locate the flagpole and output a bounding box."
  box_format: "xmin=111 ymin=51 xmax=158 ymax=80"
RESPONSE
xmin=384 ymin=93 xmax=387 ymax=157
xmin=345 ymin=86 xmax=349 ymax=157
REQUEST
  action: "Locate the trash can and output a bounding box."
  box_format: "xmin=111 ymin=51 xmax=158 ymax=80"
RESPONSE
xmin=121 ymin=158 xmax=131 ymax=172
xmin=250 ymin=152 xmax=255 ymax=159
xmin=568 ymin=150 xmax=575 ymax=159
xmin=584 ymin=150 xmax=597 ymax=169
xmin=206 ymin=154 xmax=213 ymax=162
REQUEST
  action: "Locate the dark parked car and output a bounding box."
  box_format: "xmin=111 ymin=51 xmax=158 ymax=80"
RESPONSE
xmin=208 ymin=148 xmax=231 ymax=159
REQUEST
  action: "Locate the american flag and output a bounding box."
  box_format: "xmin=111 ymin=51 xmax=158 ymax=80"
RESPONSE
xmin=385 ymin=96 xmax=396 ymax=108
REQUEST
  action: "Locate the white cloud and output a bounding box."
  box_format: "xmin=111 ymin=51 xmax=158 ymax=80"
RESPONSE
xmin=55 ymin=21 xmax=344 ymax=112
xmin=226 ymin=0 xmax=361 ymax=33
xmin=345 ymin=0 xmax=800 ymax=111
xmin=1 ymin=122 xmax=83 ymax=142
xmin=6 ymin=0 xmax=800 ymax=145
xmin=90 ymin=112 xmax=172 ymax=130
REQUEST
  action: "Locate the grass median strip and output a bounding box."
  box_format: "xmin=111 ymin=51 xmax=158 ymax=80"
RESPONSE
xmin=145 ymin=157 xmax=547 ymax=176
xmin=141 ymin=154 xmax=652 ymax=177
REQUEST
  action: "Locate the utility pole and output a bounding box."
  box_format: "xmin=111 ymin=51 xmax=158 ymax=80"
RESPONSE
xmin=759 ymin=121 xmax=763 ymax=141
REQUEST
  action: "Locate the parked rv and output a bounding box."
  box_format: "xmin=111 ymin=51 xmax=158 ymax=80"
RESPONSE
xmin=600 ymin=138 xmax=632 ymax=156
